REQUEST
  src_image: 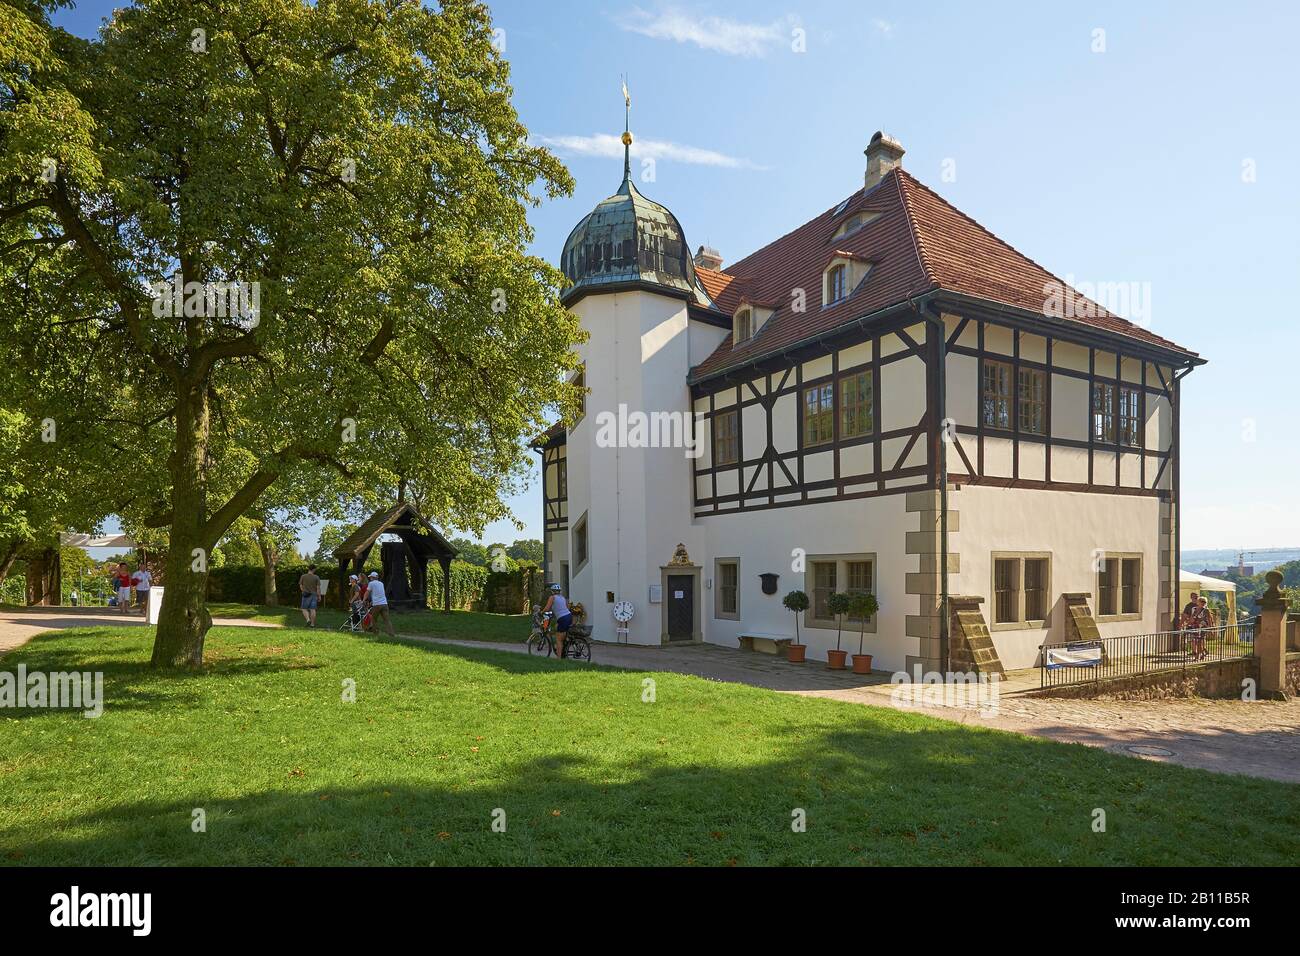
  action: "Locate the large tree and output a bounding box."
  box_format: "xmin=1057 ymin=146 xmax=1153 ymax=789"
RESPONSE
xmin=1 ymin=0 xmax=581 ymax=665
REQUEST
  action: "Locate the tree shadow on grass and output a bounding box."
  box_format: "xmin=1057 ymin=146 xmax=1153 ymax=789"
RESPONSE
xmin=4 ymin=719 xmax=1298 ymax=867
xmin=0 ymin=628 xmax=325 ymax=718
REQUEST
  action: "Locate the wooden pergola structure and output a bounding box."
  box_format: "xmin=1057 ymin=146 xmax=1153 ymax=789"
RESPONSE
xmin=331 ymin=503 xmax=458 ymax=612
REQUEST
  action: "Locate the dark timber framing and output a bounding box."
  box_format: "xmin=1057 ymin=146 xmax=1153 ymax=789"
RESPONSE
xmin=688 ymin=293 xmax=1201 ymax=518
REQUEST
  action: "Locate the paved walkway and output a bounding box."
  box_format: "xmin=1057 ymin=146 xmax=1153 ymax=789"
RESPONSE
xmin=0 ymin=605 xmax=278 ymax=656
xmin=4 ymin=610 xmax=1296 ymax=782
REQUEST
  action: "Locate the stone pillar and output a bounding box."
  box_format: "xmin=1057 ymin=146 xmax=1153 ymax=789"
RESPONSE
xmin=1255 ymin=571 xmax=1289 ymax=700
xmin=904 ymin=488 xmax=960 ymax=675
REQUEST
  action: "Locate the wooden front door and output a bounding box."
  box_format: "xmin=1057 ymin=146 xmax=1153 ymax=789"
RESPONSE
xmin=666 ymin=574 xmax=694 ymax=641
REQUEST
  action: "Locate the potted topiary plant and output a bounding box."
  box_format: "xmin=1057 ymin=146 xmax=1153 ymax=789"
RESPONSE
xmin=826 ymin=592 xmax=852 ymax=670
xmin=782 ymin=589 xmax=810 ymax=663
xmin=848 ymin=591 xmax=880 ymax=674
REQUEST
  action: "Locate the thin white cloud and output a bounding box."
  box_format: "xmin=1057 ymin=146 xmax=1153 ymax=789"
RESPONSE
xmin=536 ymin=133 xmax=765 ymax=170
xmin=614 ymin=6 xmax=798 ymax=58
xmin=873 ymin=19 xmax=895 ymax=36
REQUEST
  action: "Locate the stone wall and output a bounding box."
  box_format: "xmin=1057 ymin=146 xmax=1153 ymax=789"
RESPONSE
xmin=1028 ymin=656 xmax=1259 ymax=701
xmin=1287 ymin=652 xmax=1300 ymax=697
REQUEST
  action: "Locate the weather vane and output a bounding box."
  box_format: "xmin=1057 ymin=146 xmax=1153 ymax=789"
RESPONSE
xmin=621 ymin=75 xmax=632 ymax=180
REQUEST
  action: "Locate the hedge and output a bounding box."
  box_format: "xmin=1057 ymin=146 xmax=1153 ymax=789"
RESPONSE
xmin=206 ymin=559 xmax=511 ymax=612
xmin=432 ymin=561 xmax=489 ymax=611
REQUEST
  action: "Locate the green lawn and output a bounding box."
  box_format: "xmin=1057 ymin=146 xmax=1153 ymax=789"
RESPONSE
xmin=1 ymin=624 xmax=1295 ymax=866
xmin=208 ymin=601 xmax=529 ymax=642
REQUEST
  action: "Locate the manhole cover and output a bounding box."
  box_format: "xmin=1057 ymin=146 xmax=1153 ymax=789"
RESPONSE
xmin=1126 ymin=745 xmax=1175 ymax=757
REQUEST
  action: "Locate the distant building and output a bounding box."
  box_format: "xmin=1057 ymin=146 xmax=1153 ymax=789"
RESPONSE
xmin=1200 ymin=566 xmax=1253 ymax=578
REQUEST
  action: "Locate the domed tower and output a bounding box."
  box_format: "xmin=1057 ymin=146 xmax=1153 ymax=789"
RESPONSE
xmin=559 ymin=136 xmax=710 ymax=308
xmin=549 ymin=97 xmax=726 ymax=647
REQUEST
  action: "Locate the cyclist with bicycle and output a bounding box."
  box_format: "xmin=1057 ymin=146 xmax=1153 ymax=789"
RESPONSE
xmin=542 ymin=583 xmax=573 ymax=659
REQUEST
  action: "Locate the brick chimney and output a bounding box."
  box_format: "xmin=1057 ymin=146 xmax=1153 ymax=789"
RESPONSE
xmin=864 ymin=131 xmax=905 ymax=189
xmin=693 ymin=244 xmax=723 ymax=271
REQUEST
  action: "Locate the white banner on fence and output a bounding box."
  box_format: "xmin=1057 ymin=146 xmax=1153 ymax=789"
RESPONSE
xmin=1045 ymin=642 xmax=1102 ymax=669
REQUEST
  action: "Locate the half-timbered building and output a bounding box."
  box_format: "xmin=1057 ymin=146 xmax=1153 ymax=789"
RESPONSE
xmin=538 ymin=131 xmax=1201 ymax=675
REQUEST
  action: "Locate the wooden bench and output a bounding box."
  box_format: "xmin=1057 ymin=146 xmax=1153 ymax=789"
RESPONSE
xmin=738 ymin=632 xmax=794 ymax=655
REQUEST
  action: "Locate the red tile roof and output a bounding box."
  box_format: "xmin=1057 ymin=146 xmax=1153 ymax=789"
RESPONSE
xmin=694 ymin=265 xmax=734 ymax=302
xmin=690 ymin=169 xmax=1196 ymax=379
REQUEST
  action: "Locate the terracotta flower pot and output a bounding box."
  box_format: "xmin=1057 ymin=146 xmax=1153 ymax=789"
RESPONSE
xmin=826 ymin=649 xmax=848 ymax=670
xmin=851 ymin=653 xmax=873 ymax=674
xmin=786 ymin=642 xmax=807 ymax=663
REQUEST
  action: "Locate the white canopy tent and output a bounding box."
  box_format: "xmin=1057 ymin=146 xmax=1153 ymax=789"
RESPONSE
xmin=1179 ymin=570 xmax=1239 ymax=622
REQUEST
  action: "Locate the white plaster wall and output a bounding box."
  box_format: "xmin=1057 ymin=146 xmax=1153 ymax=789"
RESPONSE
xmin=568 ymin=291 xmax=703 ymax=645
xmin=698 ymin=494 xmax=916 ymax=672
xmin=950 ymin=484 xmax=1163 ymax=670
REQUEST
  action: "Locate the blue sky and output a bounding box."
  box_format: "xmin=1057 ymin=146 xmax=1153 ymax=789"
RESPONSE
xmin=53 ymin=1 xmax=1300 ymax=553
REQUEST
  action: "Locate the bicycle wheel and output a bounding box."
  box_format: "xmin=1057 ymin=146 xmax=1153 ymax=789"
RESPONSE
xmin=526 ymin=632 xmax=547 ymax=655
xmin=567 ymin=637 xmax=591 ymax=661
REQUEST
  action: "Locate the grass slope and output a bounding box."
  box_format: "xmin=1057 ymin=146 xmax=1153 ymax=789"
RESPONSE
xmin=208 ymin=602 xmax=528 ymax=642
xmin=1 ymin=625 xmax=1295 ymax=866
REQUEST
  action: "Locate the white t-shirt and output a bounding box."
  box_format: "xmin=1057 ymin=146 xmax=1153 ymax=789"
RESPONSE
xmin=367 ymin=580 xmax=388 ymax=606
xmin=132 ymin=570 xmax=152 ymax=591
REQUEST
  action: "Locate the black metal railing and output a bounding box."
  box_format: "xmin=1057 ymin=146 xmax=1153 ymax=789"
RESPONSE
xmin=1039 ymin=622 xmax=1255 ymax=689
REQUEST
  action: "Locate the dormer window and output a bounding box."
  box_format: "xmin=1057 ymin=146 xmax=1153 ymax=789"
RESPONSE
xmin=826 ymin=264 xmax=847 ymax=304
xmin=831 ymin=210 xmax=878 ymax=240
xmin=822 ymin=255 xmax=872 ymax=308
xmin=734 ymin=308 xmax=752 ymax=344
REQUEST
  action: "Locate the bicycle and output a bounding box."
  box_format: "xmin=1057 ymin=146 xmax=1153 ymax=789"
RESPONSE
xmin=526 ymin=606 xmax=592 ymax=661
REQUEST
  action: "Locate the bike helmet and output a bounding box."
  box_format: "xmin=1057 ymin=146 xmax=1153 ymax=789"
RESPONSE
xmin=549 ymin=583 xmax=563 ymax=592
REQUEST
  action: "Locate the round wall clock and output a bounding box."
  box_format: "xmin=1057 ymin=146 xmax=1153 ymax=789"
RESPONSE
xmin=612 ymin=601 xmax=636 ymax=623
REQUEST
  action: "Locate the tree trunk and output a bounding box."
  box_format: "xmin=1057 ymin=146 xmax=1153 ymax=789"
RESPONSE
xmin=255 ymin=525 xmax=278 ymax=606
xmin=151 ymin=384 xmax=212 ymax=668
xmin=0 ymin=539 xmax=20 ymax=590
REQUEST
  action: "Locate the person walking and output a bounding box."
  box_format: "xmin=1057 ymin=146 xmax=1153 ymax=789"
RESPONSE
xmin=298 ymin=564 xmax=322 ymax=628
xmin=365 ymin=571 xmax=395 ymax=636
xmin=114 ymin=563 xmax=132 ymax=615
xmin=1195 ymin=596 xmax=1214 ymax=660
xmin=131 ymin=562 xmax=153 ymax=615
